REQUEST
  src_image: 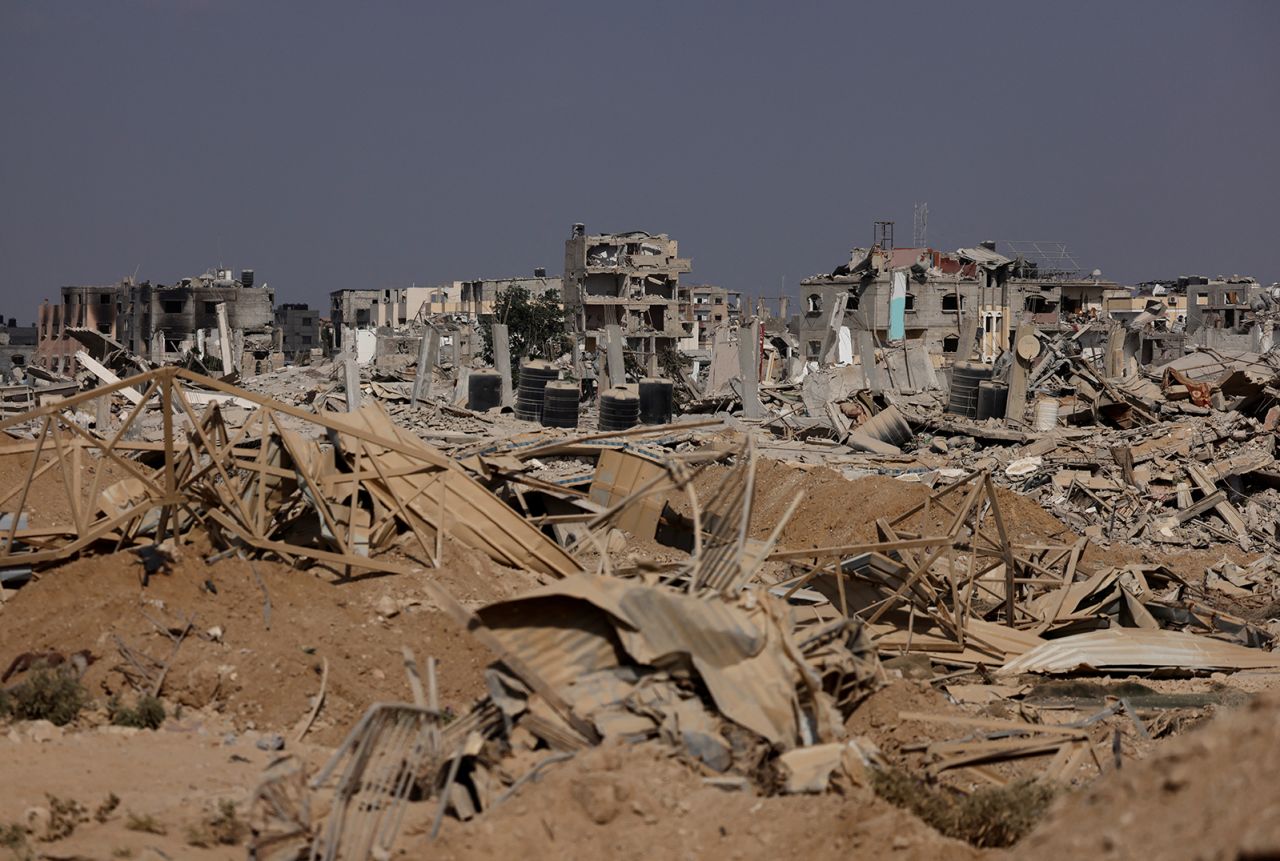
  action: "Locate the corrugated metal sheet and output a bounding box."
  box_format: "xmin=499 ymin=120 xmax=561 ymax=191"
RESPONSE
xmin=999 ymin=628 xmax=1280 ymax=675
xmin=480 ymin=574 xmax=806 ymax=745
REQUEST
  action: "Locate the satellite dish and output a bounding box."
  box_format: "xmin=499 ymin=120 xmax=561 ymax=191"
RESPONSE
xmin=1091 ymin=269 xmax=1102 ymax=279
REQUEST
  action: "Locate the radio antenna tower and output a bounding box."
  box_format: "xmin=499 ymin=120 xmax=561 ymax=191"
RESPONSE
xmin=913 ymin=202 xmax=928 ymax=248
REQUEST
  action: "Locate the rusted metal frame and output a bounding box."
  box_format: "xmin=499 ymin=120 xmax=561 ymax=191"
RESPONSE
xmin=929 ymin=739 xmax=1070 ymax=775
xmin=71 ymin=424 xmax=84 ymax=534
xmin=733 ymin=488 xmax=804 ymax=593
xmin=57 ymin=407 xmax=172 ymax=504
xmin=253 ymin=410 xmax=273 ymax=537
xmin=0 ymin=497 xmax=173 ymax=566
xmin=490 ymin=470 xmax=591 ymax=499
xmin=945 ymin=547 xmax=964 ymax=647
xmin=46 ymin=419 xmax=85 ymax=535
xmin=434 ymin=472 xmax=447 ymax=567
xmin=721 ymin=438 xmax=758 ymax=591
xmin=768 ymin=534 xmax=948 ymax=562
xmin=171 ymin=383 xmax=258 ymax=535
xmin=694 ymin=448 xmax=755 ymax=591
xmin=888 ymin=469 xmax=985 ymax=527
xmin=982 ymin=475 xmax=1021 ymax=626
xmin=4 ymin=416 xmax=51 ymax=552
xmin=81 ymin=377 xmax=163 ymax=515
xmin=0 ymin=369 xmax=165 ymax=434
xmin=204 ymin=508 xmax=420 ymax=576
xmin=511 ymin=418 xmax=725 ymax=460
xmin=1033 ymin=538 xmax=1087 ymax=635
xmin=380 ymin=459 xmax=565 ymax=576
xmin=864 ymin=541 xmax=953 ymax=629
xmin=172 ymin=368 xmax=453 ymax=468
xmin=359 ymin=440 xmax=434 ymax=562
xmin=274 ymin=429 xmax=356 ymax=559
xmin=159 ymin=371 xmax=179 ymax=539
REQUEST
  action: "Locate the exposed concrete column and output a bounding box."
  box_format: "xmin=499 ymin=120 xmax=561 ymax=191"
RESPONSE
xmin=1004 ymin=323 xmax=1037 ymax=424
xmin=818 ymin=293 xmax=848 ymax=366
xmin=739 ymin=320 xmax=761 ymax=419
xmin=604 ymin=324 xmax=626 ymax=388
xmin=343 ymin=356 xmax=361 ymax=412
xmin=411 ymin=327 xmax=440 ymax=407
xmin=215 ymin=302 xmax=236 ymax=373
xmin=492 ymin=323 xmax=514 ymax=407
xmin=95 ymin=392 xmax=111 ymax=433
xmin=856 ymin=329 xmax=882 ymax=394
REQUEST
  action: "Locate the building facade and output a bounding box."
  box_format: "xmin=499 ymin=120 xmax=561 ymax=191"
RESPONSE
xmin=562 ymin=224 xmax=691 ymax=369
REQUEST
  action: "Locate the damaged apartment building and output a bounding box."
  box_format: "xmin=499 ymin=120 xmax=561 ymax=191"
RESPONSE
xmin=681 ymin=284 xmax=743 ymax=349
xmin=796 ymin=229 xmax=1123 ymax=367
xmin=36 ymin=269 xmax=276 ymax=374
xmin=563 ymin=224 xmax=691 ymax=372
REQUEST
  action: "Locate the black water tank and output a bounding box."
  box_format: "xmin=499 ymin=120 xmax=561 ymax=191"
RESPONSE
xmin=515 ymin=360 xmax=558 ymax=422
xmin=975 ymin=380 xmax=1009 ymax=421
xmin=240 ymin=269 xmax=255 ymax=289
xmin=541 ymin=380 xmax=580 ymax=429
xmin=467 ymin=370 xmax=502 ymax=411
xmin=946 ymin=361 xmax=994 ymax=418
xmin=598 ymin=386 xmax=639 ymax=432
xmin=638 ymin=377 xmax=674 ymax=425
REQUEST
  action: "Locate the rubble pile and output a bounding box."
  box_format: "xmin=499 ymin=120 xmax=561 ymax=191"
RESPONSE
xmin=4 ymin=310 xmax=1280 ymax=857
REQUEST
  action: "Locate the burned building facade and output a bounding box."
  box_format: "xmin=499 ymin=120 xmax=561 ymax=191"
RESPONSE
xmin=563 ymin=224 xmax=691 ymax=370
xmin=36 ymin=269 xmax=275 ymax=373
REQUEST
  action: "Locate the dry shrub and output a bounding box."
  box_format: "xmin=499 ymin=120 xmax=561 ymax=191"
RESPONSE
xmin=107 ymin=694 xmax=165 ymax=730
xmin=0 ymin=668 xmax=88 ymax=726
xmin=185 ymin=800 xmax=247 ymax=848
xmin=42 ymin=796 xmax=88 ymax=842
xmin=871 ymin=767 xmax=1056 ymax=848
xmin=124 ymin=812 xmax=166 ymax=835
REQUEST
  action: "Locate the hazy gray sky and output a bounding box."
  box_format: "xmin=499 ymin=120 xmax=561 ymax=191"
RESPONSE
xmin=2 ymin=1 xmax=1277 ymax=319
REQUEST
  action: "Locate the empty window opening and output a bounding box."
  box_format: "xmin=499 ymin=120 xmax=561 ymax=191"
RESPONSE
xmin=942 ymin=294 xmax=964 ymax=312
xmin=807 ymin=294 xmax=822 ymax=313
xmin=943 ymin=334 xmax=960 ymax=352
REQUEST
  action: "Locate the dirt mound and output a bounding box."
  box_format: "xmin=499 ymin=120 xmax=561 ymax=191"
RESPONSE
xmin=1010 ymin=694 xmax=1280 ymax=860
xmin=431 ymin=740 xmax=979 ymax=861
xmin=679 ymin=459 xmax=1084 ymax=553
xmin=0 ymin=537 xmax=528 ymax=744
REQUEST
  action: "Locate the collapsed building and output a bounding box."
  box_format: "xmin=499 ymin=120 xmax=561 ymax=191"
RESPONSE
xmin=563 ymin=224 xmax=691 ymax=373
xmin=35 ymin=269 xmax=276 ymax=374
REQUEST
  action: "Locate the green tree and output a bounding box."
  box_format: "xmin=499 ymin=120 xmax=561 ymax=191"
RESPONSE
xmin=480 ymin=287 xmax=569 ymax=368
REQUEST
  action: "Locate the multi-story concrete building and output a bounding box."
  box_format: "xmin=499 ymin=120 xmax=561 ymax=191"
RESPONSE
xmin=36 ymin=269 xmax=275 ymax=373
xmin=36 ymin=284 xmax=121 ymax=373
xmin=459 ymin=272 xmax=562 ymax=320
xmin=796 ymin=242 xmax=1122 ymax=364
xmin=0 ymin=319 xmax=38 ymax=378
xmin=680 ymin=284 xmax=742 ymax=348
xmin=562 ymin=224 xmax=691 ymax=369
xmin=274 ymin=303 xmax=322 ymax=358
